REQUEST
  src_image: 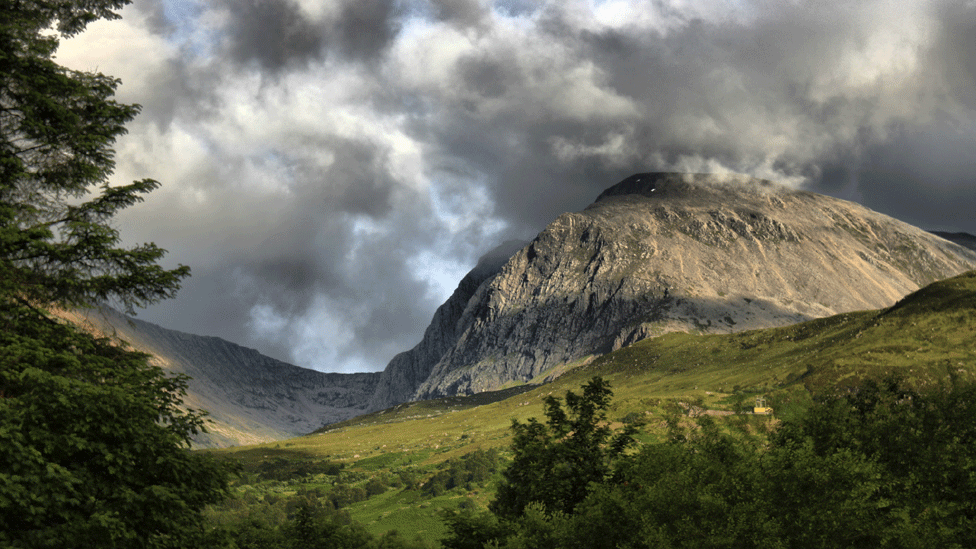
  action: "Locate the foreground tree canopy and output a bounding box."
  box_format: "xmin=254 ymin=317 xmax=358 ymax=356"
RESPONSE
xmin=445 ymin=376 xmax=976 ymax=549
xmin=490 ymin=376 xmax=640 ymax=520
xmin=1 ymin=1 xmax=232 ymax=547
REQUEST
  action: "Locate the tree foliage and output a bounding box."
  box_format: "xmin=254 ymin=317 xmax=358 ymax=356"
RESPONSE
xmin=490 ymin=376 xmax=640 ymax=519
xmin=422 ymin=448 xmax=500 ymax=497
xmin=768 ymin=377 xmax=976 ymax=547
xmin=1 ymin=0 xmax=188 ymax=314
xmin=445 ymin=376 xmax=976 ymax=549
xmin=0 ymin=313 xmax=232 ymax=547
xmin=202 ymin=490 xmax=433 ymax=549
xmin=1 ymin=1 xmax=231 ymax=547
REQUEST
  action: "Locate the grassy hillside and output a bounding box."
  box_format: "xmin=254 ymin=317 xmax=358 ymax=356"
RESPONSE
xmin=204 ymin=270 xmax=976 ymax=544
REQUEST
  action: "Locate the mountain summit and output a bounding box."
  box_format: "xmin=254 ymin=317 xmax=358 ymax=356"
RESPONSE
xmin=370 ymin=173 xmax=976 ymax=409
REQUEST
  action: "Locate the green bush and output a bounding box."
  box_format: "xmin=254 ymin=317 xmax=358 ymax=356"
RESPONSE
xmin=421 ymin=449 xmax=501 ymax=497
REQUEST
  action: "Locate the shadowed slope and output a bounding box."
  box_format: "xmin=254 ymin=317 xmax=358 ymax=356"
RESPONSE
xmin=59 ymin=308 xmax=379 ymax=448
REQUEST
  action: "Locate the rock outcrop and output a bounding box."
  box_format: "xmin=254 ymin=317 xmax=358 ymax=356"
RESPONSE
xmin=367 ymin=240 xmax=527 ymax=410
xmin=61 ymin=308 xmax=380 ymax=448
xmin=370 ymin=173 xmax=976 ymax=409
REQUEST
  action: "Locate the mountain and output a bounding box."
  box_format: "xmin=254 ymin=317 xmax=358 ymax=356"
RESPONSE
xmin=57 ymin=308 xmax=379 ymax=448
xmin=370 ymin=172 xmax=976 ymax=410
xmin=367 ymin=240 xmax=528 ymax=408
xmin=54 ymin=172 xmax=975 ymax=445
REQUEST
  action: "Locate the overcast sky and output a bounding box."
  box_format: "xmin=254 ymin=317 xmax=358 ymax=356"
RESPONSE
xmin=57 ymin=0 xmax=976 ymax=374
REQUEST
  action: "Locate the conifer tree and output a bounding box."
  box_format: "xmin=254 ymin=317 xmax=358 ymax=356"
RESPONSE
xmin=1 ymin=2 xmax=231 ymax=546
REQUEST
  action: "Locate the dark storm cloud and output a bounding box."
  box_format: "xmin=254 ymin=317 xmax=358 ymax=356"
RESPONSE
xmin=313 ymin=139 xmax=397 ymax=217
xmin=457 ymin=55 xmax=510 ymax=98
xmin=843 ymin=127 xmax=976 ymax=233
xmin=137 ymin=169 xmax=446 ymax=370
xmin=334 ymin=0 xmax=400 ymax=61
xmin=173 ymin=134 xmax=446 ymax=369
xmin=430 ymin=0 xmax=489 ymax=29
xmin=799 ymin=2 xmax=976 ymax=231
xmin=931 ymin=2 xmax=976 ymax=110
xmin=221 ymin=0 xmax=324 ymax=70
xmin=217 ymin=0 xmax=398 ymax=71
xmin=130 ymin=0 xmax=171 ymax=35
xmin=417 ymin=0 xmax=976 ymax=237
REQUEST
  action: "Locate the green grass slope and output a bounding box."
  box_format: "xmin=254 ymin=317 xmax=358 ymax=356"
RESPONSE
xmin=205 ymin=270 xmax=976 ymax=543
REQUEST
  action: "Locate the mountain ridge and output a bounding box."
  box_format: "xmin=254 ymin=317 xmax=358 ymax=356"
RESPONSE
xmin=370 ymin=172 xmax=976 ymax=409
xmin=57 ymin=307 xmax=379 ymax=448
xmin=367 ymin=240 xmax=527 ymax=410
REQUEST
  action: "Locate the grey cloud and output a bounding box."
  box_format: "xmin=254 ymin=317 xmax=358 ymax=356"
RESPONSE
xmin=131 ymin=59 xmax=221 ymax=130
xmin=130 ymin=0 xmax=171 ymax=35
xmin=217 ymin=0 xmax=398 ymax=71
xmin=431 ymin=0 xmax=489 ymax=30
xmin=931 ymin=3 xmax=976 ymax=110
xmin=473 ymin=2 xmax=976 ymax=232
xmin=333 ymin=0 xmax=399 ymax=62
xmin=221 ymin=0 xmax=324 ymax=71
xmin=311 ymin=139 xmax=397 ymax=217
xmin=845 ymin=127 xmax=976 ymax=233
xmin=140 ymin=185 xmax=449 ymax=371
xmin=457 ymin=55 xmax=510 ymax=98
xmin=135 ymin=129 xmax=465 ymax=371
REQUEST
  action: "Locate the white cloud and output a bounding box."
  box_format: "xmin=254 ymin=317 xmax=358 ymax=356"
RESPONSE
xmin=57 ymin=6 xmax=178 ymax=103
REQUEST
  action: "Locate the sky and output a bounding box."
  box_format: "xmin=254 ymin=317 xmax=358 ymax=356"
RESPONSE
xmin=56 ymin=0 xmax=976 ymax=374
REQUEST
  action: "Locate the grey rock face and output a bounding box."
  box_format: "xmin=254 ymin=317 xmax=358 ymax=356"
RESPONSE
xmin=367 ymin=240 xmax=527 ymax=410
xmin=62 ymin=308 xmax=380 ymax=448
xmin=371 ymin=173 xmax=976 ymax=408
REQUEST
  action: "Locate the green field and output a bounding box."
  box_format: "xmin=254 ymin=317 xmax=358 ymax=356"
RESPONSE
xmin=203 ymin=270 xmax=976 ymax=545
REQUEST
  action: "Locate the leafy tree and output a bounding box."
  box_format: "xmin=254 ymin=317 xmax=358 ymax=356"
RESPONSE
xmin=490 ymin=376 xmax=639 ymax=519
xmin=442 ymin=378 xmax=637 ymax=549
xmin=364 ymin=477 xmax=389 ymax=497
xmin=563 ymin=377 xmax=976 ymax=549
xmin=203 ymin=489 xmax=436 ymax=549
xmin=768 ymin=377 xmax=976 ymax=547
xmin=440 ymin=507 xmax=508 ymax=549
xmin=445 ymin=375 xmax=976 ymax=549
xmin=288 ymin=502 xmax=375 ymax=549
xmin=0 ymin=1 xmax=232 ymax=547
xmin=564 ymin=415 xmax=776 ymax=549
xmin=328 ymin=483 xmax=369 ymax=508
xmin=421 ymin=448 xmax=500 ymax=496
xmin=0 ymin=0 xmax=189 ymax=313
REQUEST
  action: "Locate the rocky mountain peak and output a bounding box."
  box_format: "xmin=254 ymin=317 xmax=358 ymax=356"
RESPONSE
xmin=369 ymin=172 xmax=976 ymax=410
xmin=593 ymin=172 xmax=781 ymax=203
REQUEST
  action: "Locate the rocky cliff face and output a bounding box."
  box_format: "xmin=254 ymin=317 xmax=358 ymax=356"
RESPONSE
xmin=367 ymin=240 xmax=527 ymax=410
xmin=61 ymin=308 xmax=380 ymax=448
xmin=370 ymin=173 xmax=976 ymax=409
